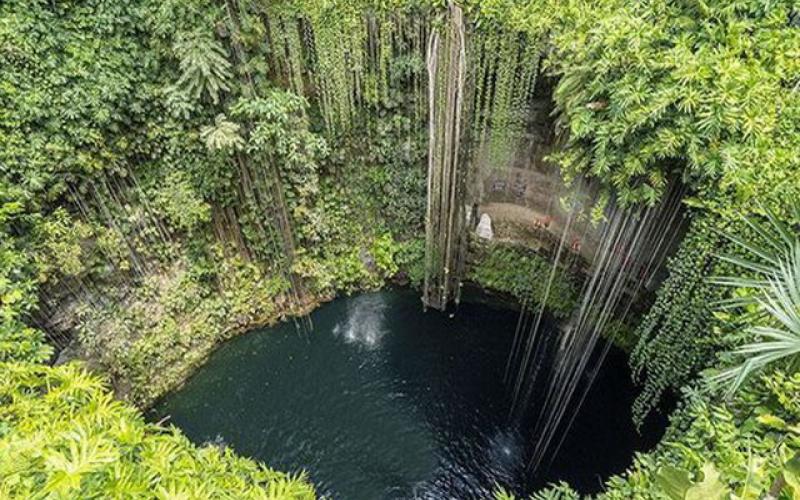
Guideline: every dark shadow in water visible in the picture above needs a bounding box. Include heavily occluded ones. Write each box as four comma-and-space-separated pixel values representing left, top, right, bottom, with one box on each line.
149, 289, 669, 499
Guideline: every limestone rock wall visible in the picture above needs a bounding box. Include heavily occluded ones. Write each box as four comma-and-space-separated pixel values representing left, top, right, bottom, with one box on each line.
472, 79, 602, 265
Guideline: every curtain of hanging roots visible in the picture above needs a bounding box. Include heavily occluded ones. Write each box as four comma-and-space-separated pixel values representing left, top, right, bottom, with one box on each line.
504, 183, 686, 471
422, 3, 468, 311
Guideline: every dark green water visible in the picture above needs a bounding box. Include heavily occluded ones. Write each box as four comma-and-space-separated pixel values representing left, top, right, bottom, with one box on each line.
150, 290, 666, 499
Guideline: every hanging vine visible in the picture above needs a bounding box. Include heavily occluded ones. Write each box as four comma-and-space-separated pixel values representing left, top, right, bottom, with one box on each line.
466, 27, 542, 172
629, 214, 729, 425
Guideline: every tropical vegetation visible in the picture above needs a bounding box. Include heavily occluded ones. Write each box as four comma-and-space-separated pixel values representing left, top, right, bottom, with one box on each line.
1, 0, 799, 498
0, 362, 315, 498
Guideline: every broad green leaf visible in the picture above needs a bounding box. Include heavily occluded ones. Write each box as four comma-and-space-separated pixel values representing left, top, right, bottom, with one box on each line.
656, 465, 693, 500
685, 463, 730, 500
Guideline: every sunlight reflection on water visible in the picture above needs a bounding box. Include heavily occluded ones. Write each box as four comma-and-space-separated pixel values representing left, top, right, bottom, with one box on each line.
333, 293, 388, 350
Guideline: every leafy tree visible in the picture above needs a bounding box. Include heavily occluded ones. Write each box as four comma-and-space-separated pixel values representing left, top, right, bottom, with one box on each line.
538, 0, 800, 211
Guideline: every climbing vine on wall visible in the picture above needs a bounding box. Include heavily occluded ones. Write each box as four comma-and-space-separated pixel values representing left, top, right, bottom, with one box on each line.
629, 214, 728, 425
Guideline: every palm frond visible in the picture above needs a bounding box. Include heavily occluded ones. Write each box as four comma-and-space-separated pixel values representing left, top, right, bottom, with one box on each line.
709, 235, 800, 396
200, 114, 245, 151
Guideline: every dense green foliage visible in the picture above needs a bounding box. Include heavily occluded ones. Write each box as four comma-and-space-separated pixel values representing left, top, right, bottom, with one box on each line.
1, 0, 425, 495
0, 187, 53, 365
0, 0, 427, 397
709, 209, 800, 396
2, 0, 800, 498
0, 361, 314, 498
630, 215, 728, 424
543, 0, 800, 209
604, 374, 800, 499
468, 240, 579, 318
75, 257, 292, 406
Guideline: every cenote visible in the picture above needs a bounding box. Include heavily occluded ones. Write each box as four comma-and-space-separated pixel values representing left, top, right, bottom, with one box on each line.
151, 290, 667, 499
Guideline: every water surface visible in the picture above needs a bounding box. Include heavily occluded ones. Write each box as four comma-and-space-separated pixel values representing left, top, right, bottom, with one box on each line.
151, 290, 666, 498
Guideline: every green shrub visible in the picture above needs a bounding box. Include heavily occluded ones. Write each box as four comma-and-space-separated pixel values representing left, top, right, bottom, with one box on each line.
0, 362, 315, 499
468, 241, 579, 319
602, 371, 800, 500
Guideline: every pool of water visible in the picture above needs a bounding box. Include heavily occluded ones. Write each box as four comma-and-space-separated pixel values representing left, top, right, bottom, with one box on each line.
150, 289, 667, 499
